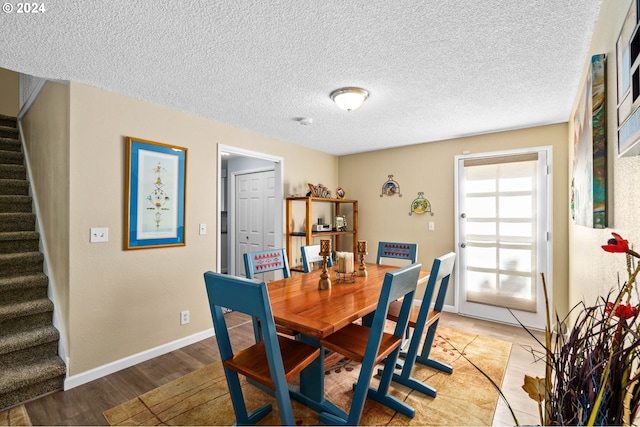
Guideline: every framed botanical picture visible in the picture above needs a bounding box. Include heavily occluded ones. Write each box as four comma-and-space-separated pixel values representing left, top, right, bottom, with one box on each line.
125, 137, 187, 249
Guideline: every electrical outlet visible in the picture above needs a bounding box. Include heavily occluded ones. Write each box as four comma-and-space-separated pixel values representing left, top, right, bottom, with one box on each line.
180, 310, 190, 325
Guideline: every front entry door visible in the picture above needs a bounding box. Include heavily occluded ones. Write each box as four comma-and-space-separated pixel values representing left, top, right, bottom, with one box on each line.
455, 148, 551, 329
235, 170, 276, 277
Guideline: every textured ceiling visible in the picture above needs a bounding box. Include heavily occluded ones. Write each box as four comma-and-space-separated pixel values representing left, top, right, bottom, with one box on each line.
1, 1, 602, 155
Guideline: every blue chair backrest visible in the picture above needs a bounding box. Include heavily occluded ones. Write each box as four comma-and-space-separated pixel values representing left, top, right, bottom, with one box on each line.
424, 252, 456, 312
370, 263, 421, 338
376, 242, 418, 264
243, 248, 291, 279
300, 244, 334, 273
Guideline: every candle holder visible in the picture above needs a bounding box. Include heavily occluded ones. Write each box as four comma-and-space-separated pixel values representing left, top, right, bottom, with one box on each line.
318, 239, 332, 290
356, 240, 368, 277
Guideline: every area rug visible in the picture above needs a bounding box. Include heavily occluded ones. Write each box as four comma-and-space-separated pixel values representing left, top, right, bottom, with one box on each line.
104, 326, 511, 426
0, 405, 32, 426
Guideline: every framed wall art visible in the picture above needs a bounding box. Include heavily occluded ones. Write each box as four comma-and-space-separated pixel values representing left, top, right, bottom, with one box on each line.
571, 54, 607, 229
616, 0, 640, 157
125, 137, 187, 249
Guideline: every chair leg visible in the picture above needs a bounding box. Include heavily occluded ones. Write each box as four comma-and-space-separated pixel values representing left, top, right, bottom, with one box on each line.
415, 320, 453, 374
383, 319, 451, 398
223, 367, 272, 425
367, 347, 415, 418
273, 382, 296, 425
320, 344, 382, 425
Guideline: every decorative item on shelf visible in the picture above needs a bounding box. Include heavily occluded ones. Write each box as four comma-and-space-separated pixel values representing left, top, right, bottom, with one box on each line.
380, 174, 402, 197
356, 240, 368, 277
335, 251, 356, 283
307, 183, 331, 198
336, 187, 346, 199
335, 215, 348, 231
318, 239, 332, 290
409, 192, 434, 216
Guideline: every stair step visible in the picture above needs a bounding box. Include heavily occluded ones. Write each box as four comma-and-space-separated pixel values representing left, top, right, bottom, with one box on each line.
0, 297, 53, 335
0, 179, 29, 196
0, 273, 49, 305
0, 115, 17, 128
0, 325, 59, 357
0, 252, 43, 278
0, 213, 35, 232
0, 149, 23, 165
0, 231, 40, 254
0, 357, 66, 410
0, 273, 48, 292
0, 195, 32, 213
0, 137, 20, 152
0, 164, 26, 180
0, 297, 52, 323
0, 126, 19, 139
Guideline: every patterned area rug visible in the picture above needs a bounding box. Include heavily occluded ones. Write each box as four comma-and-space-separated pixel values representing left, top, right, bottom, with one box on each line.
104, 326, 511, 426
0, 405, 32, 426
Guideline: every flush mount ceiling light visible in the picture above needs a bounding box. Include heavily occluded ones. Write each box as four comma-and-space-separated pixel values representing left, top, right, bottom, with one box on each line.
330, 87, 369, 112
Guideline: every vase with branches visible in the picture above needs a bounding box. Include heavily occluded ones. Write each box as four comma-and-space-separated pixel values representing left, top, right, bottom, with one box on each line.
518, 233, 640, 426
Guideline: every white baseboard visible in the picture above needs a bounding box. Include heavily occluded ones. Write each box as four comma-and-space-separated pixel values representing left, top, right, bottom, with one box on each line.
64, 328, 215, 390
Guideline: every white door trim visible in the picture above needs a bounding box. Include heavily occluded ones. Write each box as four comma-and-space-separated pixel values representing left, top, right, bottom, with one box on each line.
217, 145, 285, 275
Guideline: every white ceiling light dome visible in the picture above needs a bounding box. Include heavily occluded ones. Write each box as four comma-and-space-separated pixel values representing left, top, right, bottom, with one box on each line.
330, 87, 369, 112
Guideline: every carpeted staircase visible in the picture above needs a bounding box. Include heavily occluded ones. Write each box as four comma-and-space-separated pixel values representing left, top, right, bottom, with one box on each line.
0, 114, 66, 410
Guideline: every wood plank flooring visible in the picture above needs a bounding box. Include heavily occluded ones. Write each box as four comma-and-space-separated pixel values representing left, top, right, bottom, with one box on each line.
22, 311, 545, 426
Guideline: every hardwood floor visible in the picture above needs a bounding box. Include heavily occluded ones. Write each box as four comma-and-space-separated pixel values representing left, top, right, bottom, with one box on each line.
22, 311, 545, 426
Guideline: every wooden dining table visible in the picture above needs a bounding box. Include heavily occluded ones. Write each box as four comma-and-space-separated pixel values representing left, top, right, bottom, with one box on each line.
266, 262, 430, 418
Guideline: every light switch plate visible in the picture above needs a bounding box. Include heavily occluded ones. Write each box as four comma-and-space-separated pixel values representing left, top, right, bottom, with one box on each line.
90, 227, 109, 243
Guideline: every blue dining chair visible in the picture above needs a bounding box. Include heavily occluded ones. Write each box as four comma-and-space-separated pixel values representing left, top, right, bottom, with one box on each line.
376, 241, 418, 264
244, 248, 296, 339
385, 252, 457, 397
244, 248, 291, 279
300, 244, 334, 273
318, 263, 422, 425
203, 271, 320, 425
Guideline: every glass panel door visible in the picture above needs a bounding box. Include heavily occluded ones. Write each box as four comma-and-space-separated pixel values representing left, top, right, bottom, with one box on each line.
456, 149, 550, 329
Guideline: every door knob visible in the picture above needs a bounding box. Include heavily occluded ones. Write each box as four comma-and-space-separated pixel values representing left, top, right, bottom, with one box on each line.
461, 213, 466, 218
460, 243, 466, 248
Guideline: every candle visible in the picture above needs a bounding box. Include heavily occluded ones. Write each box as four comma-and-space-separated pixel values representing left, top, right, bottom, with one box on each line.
337, 252, 354, 273
320, 239, 331, 256
358, 240, 367, 254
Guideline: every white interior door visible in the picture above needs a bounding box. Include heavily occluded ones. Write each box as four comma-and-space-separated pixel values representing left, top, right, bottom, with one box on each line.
235, 170, 275, 277
455, 148, 551, 329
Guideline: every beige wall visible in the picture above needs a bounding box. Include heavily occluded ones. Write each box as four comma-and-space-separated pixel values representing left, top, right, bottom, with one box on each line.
568, 1, 640, 310
0, 67, 19, 116
19, 1, 635, 380
65, 82, 337, 375
20, 82, 71, 344
339, 123, 569, 312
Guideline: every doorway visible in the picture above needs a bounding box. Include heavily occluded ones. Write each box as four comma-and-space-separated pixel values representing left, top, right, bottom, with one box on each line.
454, 147, 552, 329
217, 145, 284, 276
